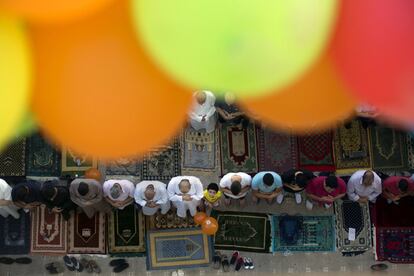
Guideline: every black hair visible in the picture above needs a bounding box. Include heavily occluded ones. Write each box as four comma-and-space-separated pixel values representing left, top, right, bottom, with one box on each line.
14, 185, 29, 202
398, 179, 409, 193
230, 181, 241, 195
263, 173, 274, 187
78, 182, 89, 196
295, 173, 308, 188
325, 176, 338, 189
41, 180, 57, 200
207, 183, 219, 192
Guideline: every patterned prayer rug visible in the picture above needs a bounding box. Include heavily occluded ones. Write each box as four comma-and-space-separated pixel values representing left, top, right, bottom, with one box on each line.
271, 215, 335, 252
105, 157, 141, 176
334, 200, 372, 255
30, 205, 67, 254
376, 227, 414, 263
0, 211, 30, 255
220, 122, 258, 175
181, 127, 219, 172
146, 210, 196, 230
142, 138, 181, 182
334, 120, 371, 172
372, 197, 414, 227
108, 204, 145, 254
407, 134, 414, 169
61, 147, 98, 176
26, 133, 61, 176
297, 132, 335, 172
68, 210, 106, 254
256, 126, 298, 172
369, 125, 408, 171
146, 228, 212, 270
211, 211, 270, 253
0, 139, 26, 177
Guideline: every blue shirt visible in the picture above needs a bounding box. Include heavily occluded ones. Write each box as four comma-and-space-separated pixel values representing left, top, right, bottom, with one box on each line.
251, 171, 282, 193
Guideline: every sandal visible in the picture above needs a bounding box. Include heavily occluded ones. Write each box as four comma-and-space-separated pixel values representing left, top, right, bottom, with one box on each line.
371, 263, 388, 271
221, 255, 230, 272
0, 257, 14, 265
235, 257, 244, 271
230, 251, 239, 265
14, 257, 32, 264
213, 251, 222, 269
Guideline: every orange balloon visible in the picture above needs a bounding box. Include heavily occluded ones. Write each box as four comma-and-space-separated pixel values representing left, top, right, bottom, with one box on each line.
194, 212, 207, 225
0, 0, 115, 24
30, 0, 192, 160
239, 56, 357, 134
84, 168, 102, 182
201, 217, 219, 236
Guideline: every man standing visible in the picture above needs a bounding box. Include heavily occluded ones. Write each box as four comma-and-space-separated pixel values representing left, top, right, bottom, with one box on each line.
69, 178, 111, 218
41, 180, 76, 220
189, 90, 217, 133
347, 170, 382, 203
305, 175, 346, 210
0, 178, 20, 219
167, 176, 203, 218
11, 179, 44, 210
103, 180, 135, 210
134, 181, 170, 216
251, 172, 282, 204
382, 176, 414, 204
220, 172, 251, 207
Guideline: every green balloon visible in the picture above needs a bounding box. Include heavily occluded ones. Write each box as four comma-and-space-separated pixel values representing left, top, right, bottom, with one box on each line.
132, 0, 338, 97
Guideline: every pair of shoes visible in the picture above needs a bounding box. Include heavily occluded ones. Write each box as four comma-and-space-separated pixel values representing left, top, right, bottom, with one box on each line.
109, 259, 129, 273
63, 255, 83, 272
213, 251, 222, 269
221, 255, 230, 272
0, 257, 32, 265
80, 258, 101, 274
243, 258, 254, 269
230, 251, 245, 271
45, 262, 64, 274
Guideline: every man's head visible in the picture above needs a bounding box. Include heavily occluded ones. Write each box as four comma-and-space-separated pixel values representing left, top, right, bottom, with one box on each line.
324, 176, 338, 193
179, 179, 191, 194
362, 170, 374, 187
398, 179, 409, 193
14, 185, 29, 202
230, 180, 242, 196
78, 182, 89, 196
144, 184, 155, 200
224, 92, 236, 105
195, 91, 207, 105
263, 173, 274, 187
207, 183, 219, 197
295, 172, 308, 188
110, 183, 123, 199
41, 180, 58, 200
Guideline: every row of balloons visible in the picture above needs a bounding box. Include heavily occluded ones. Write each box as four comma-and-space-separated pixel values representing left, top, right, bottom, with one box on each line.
1, 0, 413, 160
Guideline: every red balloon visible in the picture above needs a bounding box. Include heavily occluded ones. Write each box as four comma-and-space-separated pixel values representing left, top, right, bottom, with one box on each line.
201, 217, 218, 236
84, 168, 101, 182
194, 212, 207, 225
332, 0, 414, 127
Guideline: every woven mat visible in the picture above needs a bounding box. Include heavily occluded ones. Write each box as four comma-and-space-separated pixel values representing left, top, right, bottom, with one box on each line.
30, 205, 67, 254
26, 133, 61, 176
108, 204, 145, 254
334, 200, 372, 255
146, 209, 196, 231
0, 211, 30, 255
375, 227, 414, 263
68, 210, 106, 254
61, 147, 98, 176
297, 132, 335, 172
220, 122, 258, 175
105, 157, 141, 176
0, 139, 26, 177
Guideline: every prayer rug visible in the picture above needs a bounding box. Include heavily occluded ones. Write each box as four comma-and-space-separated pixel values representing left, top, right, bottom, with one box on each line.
61, 147, 98, 176
220, 122, 258, 175
30, 205, 67, 254
0, 211, 30, 255
333, 120, 371, 173
146, 228, 212, 270
407, 134, 414, 169
372, 197, 414, 227
0, 139, 26, 177
256, 126, 298, 172
68, 210, 106, 254
181, 127, 219, 172
369, 125, 408, 171
108, 204, 145, 254
376, 227, 414, 263
26, 133, 61, 176
297, 132, 335, 172
142, 138, 181, 182
211, 211, 270, 253
334, 200, 372, 256
146, 210, 196, 230
271, 215, 335, 252
105, 157, 141, 176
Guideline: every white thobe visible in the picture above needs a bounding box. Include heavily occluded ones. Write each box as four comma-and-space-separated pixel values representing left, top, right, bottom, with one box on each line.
103, 180, 135, 210
0, 179, 20, 219
220, 172, 252, 199
347, 170, 382, 202
134, 181, 170, 216
189, 91, 217, 133
167, 176, 204, 218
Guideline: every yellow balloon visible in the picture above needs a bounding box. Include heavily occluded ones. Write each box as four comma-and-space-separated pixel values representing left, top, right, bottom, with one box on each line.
0, 15, 31, 150
132, 0, 338, 98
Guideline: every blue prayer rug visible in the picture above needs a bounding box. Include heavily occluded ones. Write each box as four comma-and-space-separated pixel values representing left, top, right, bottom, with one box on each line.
0, 211, 30, 255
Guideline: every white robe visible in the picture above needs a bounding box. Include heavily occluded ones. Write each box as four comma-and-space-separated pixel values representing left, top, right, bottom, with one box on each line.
0, 179, 20, 219
134, 181, 170, 216
189, 91, 217, 133
167, 176, 204, 218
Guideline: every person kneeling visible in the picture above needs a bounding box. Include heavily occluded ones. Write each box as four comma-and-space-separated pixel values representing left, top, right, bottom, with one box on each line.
305, 176, 346, 210
251, 172, 282, 204
382, 176, 413, 205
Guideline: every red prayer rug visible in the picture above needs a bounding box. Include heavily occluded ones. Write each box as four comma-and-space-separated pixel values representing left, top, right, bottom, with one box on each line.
30, 205, 67, 254
297, 132, 335, 172
68, 210, 106, 254
376, 227, 414, 263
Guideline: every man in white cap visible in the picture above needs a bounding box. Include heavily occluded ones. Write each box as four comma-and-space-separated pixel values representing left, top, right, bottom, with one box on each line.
167, 176, 204, 218
103, 180, 135, 210
134, 181, 170, 216
189, 90, 217, 133
0, 178, 20, 219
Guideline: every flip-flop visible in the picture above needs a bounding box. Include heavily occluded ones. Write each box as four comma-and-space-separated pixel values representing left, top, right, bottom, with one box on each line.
0, 257, 14, 265
15, 257, 32, 264
371, 263, 388, 271
213, 251, 222, 269
109, 259, 126, 267
46, 262, 64, 274
235, 257, 244, 271
221, 256, 230, 272
89, 260, 101, 274
70, 256, 83, 272
80, 258, 92, 273
230, 251, 239, 265
113, 262, 129, 273
63, 255, 75, 271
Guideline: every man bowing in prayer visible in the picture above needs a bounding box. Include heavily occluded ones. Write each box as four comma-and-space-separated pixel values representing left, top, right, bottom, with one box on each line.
0, 178, 20, 219
167, 176, 204, 218
189, 90, 217, 133
103, 179, 135, 210
134, 181, 170, 216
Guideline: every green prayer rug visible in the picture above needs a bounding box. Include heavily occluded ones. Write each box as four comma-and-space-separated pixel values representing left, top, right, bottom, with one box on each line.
271, 215, 335, 252
0, 139, 26, 177
211, 211, 270, 253
26, 133, 61, 176
61, 147, 98, 176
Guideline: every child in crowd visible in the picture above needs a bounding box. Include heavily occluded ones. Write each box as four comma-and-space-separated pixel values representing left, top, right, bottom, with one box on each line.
201, 183, 222, 215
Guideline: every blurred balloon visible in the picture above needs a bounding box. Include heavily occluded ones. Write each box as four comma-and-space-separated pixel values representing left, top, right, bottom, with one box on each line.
84, 168, 102, 182
132, 0, 338, 98
194, 212, 207, 225
15, 112, 37, 138
240, 56, 357, 133
0, 15, 31, 150
30, 0, 192, 160
0, 0, 115, 24
332, 0, 414, 128
201, 217, 218, 236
